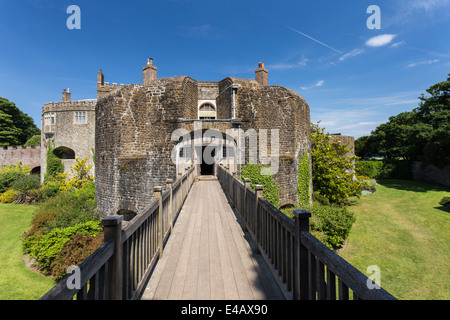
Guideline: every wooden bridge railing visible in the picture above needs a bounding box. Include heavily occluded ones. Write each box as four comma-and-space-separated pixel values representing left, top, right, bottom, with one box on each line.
40, 166, 196, 300
217, 164, 396, 300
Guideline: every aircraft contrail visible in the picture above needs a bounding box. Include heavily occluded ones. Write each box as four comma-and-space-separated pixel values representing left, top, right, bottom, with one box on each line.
250, 7, 343, 54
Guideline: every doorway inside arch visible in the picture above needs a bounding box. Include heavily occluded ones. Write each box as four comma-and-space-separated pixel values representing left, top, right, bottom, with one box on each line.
201, 146, 215, 175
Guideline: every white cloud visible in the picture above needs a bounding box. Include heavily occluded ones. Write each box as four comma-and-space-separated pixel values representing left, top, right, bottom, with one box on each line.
301, 80, 325, 90
411, 0, 450, 12
338, 49, 365, 61
366, 34, 397, 47
407, 59, 439, 68
391, 41, 406, 48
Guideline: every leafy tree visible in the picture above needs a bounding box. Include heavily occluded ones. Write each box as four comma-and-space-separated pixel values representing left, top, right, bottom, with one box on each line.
413, 74, 450, 167
0, 97, 40, 146
355, 135, 371, 159
24, 134, 41, 147
311, 122, 361, 204
368, 111, 416, 160
363, 74, 449, 167
0, 110, 21, 146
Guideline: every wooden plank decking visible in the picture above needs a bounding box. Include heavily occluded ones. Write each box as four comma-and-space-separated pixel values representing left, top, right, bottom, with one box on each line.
141, 176, 284, 300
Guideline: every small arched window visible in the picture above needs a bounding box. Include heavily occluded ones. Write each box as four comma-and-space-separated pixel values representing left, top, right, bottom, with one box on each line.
199, 103, 217, 120
199, 103, 215, 112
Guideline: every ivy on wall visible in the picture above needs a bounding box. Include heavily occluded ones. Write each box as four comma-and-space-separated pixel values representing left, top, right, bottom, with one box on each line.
240, 164, 279, 208
298, 152, 310, 206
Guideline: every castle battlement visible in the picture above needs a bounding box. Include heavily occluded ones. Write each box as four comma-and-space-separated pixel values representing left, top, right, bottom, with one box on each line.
1, 145, 41, 151
43, 100, 97, 113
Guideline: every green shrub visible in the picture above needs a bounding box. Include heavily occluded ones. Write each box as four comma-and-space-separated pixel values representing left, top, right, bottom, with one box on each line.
241, 164, 279, 208
30, 187, 98, 234
24, 135, 41, 147
0, 163, 31, 194
379, 159, 412, 179
283, 203, 356, 250
44, 143, 64, 182
24, 184, 98, 237
356, 160, 412, 179
22, 221, 103, 274
0, 188, 20, 203
308, 204, 355, 250
355, 161, 383, 179
51, 233, 104, 281
11, 174, 41, 192
439, 197, 450, 208
13, 188, 44, 205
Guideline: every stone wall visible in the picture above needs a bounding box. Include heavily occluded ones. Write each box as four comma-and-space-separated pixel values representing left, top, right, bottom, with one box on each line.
95, 78, 198, 216
412, 161, 450, 187
0, 146, 41, 170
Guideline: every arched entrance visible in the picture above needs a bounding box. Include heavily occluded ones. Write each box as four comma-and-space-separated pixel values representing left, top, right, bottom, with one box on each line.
174, 129, 238, 176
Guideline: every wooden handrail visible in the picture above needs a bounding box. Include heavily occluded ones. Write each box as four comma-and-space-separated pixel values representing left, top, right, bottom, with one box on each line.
216, 164, 396, 300
40, 166, 196, 300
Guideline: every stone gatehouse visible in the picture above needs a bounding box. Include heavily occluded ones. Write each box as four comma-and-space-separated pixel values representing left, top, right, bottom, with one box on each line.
95, 59, 312, 217
41, 58, 312, 217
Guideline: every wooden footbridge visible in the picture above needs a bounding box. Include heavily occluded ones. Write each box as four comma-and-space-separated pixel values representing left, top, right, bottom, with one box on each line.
41, 165, 395, 300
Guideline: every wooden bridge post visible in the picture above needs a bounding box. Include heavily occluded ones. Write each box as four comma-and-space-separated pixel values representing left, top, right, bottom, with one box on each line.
154, 187, 163, 259
231, 172, 237, 208
166, 179, 173, 232
293, 209, 311, 300
178, 172, 183, 208
255, 185, 264, 254
243, 178, 251, 232
102, 215, 123, 300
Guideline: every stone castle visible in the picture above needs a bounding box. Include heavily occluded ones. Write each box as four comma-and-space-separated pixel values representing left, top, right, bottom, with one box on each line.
40, 58, 312, 217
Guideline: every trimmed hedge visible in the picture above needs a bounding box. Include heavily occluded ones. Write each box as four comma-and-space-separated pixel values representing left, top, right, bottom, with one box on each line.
355, 160, 412, 179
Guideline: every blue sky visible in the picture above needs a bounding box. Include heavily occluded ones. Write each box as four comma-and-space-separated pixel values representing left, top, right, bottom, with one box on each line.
1, 0, 449, 138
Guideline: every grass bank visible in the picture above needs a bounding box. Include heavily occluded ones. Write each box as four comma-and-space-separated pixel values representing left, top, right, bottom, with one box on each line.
0, 203, 54, 300
339, 179, 450, 300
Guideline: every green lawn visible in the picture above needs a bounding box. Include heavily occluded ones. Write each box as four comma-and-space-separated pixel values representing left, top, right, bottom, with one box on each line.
0, 203, 54, 300
339, 179, 450, 300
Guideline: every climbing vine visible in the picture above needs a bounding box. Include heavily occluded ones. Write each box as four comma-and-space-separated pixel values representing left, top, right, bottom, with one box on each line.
240, 164, 279, 208
297, 152, 310, 206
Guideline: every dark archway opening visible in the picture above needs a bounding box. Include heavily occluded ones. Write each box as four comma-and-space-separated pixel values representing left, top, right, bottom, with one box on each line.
31, 166, 41, 175
201, 146, 215, 175
53, 146, 75, 159
117, 209, 138, 222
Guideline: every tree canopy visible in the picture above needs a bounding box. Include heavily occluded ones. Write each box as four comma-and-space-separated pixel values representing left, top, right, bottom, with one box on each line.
355, 74, 450, 167
311, 122, 361, 204
0, 97, 40, 147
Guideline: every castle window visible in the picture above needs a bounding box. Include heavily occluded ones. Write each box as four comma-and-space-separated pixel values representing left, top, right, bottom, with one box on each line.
45, 112, 56, 125
223, 146, 235, 158
179, 146, 191, 159
199, 104, 215, 112
75, 111, 87, 124
198, 103, 217, 120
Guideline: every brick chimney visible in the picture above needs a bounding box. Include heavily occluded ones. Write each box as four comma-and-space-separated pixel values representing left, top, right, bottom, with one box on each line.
255, 62, 268, 86
143, 58, 158, 85
62, 88, 71, 102
97, 69, 104, 86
